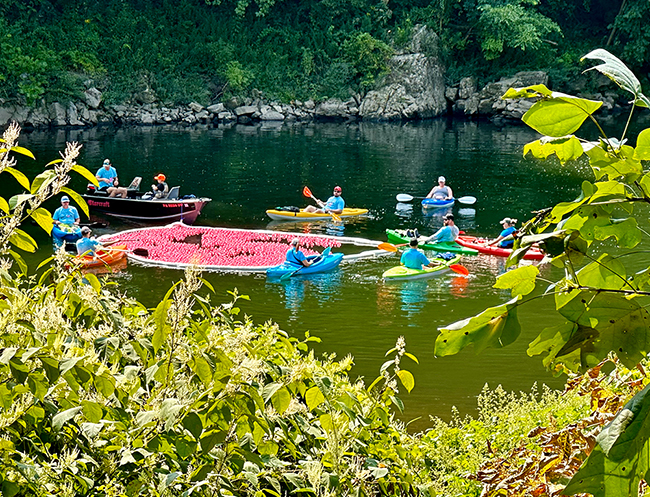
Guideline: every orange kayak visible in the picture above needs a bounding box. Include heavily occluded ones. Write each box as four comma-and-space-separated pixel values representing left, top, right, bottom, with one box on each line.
73, 244, 128, 268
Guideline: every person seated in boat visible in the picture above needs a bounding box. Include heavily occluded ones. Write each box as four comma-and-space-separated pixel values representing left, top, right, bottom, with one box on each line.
52, 196, 82, 242
151, 174, 169, 199
400, 238, 440, 270
75, 227, 119, 256
286, 238, 312, 267
425, 213, 459, 243
488, 218, 518, 248
303, 186, 345, 214
95, 158, 120, 192
426, 176, 453, 200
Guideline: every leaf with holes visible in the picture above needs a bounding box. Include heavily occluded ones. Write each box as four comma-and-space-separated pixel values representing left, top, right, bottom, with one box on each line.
493, 266, 539, 297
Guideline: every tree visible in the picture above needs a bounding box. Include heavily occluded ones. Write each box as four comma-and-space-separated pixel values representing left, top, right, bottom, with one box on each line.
435, 49, 650, 495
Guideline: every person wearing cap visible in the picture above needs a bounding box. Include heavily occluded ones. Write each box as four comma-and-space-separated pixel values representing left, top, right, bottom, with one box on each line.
303, 186, 345, 214
96, 159, 119, 192
52, 196, 82, 246
151, 174, 169, 199
75, 227, 119, 256
425, 213, 459, 243
489, 218, 518, 248
400, 238, 440, 270
426, 176, 453, 200
285, 238, 312, 267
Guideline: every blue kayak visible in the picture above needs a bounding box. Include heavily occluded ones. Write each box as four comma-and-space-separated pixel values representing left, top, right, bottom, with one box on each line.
421, 198, 455, 209
266, 252, 344, 278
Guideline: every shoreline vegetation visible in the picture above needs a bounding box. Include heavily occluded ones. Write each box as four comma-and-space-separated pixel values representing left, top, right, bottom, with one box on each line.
1, 0, 647, 129
0, 122, 643, 494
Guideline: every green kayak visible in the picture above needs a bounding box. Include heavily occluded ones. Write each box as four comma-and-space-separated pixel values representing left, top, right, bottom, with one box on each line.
386, 229, 478, 256
382, 254, 462, 280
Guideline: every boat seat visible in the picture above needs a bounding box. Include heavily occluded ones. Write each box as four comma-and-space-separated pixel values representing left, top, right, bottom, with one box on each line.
126, 176, 142, 198
166, 186, 180, 200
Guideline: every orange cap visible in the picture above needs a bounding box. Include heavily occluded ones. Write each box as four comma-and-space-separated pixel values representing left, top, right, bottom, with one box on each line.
154, 174, 166, 181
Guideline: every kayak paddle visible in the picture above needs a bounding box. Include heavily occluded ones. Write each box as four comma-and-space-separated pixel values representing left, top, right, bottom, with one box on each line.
396, 193, 477, 205
109, 247, 149, 257
302, 186, 342, 222
280, 246, 331, 280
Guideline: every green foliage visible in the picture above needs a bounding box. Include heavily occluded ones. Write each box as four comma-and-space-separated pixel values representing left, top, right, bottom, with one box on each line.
343, 33, 393, 93
438, 48, 650, 495
224, 60, 254, 94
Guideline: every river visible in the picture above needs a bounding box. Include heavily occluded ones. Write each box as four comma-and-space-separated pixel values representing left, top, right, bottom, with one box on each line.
13, 119, 591, 430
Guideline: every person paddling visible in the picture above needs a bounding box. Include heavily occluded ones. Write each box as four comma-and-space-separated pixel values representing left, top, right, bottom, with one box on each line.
488, 218, 518, 248
400, 238, 440, 270
286, 238, 312, 267
425, 213, 459, 243
304, 185, 345, 214
76, 227, 119, 256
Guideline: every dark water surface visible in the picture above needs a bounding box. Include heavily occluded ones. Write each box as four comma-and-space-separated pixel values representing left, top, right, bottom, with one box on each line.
15, 120, 593, 429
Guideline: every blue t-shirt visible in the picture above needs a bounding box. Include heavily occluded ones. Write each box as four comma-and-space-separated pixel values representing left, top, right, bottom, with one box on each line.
76, 237, 102, 255
53, 205, 80, 226
96, 166, 118, 187
498, 226, 517, 248
429, 225, 459, 243
324, 196, 345, 211
400, 248, 430, 269
286, 248, 307, 266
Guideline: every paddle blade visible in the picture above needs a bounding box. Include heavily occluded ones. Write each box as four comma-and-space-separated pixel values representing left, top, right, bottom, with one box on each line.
302, 186, 313, 198
458, 196, 477, 205
449, 263, 469, 276
330, 212, 342, 222
280, 269, 298, 281
133, 248, 149, 257
396, 194, 414, 202
321, 246, 332, 256
378, 242, 398, 252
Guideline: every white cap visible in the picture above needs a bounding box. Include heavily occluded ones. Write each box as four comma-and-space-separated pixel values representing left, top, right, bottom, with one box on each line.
438, 176, 446, 182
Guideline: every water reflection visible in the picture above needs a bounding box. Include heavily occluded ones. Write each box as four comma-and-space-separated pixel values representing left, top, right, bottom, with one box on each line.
398, 280, 428, 316
268, 270, 343, 321
395, 202, 413, 218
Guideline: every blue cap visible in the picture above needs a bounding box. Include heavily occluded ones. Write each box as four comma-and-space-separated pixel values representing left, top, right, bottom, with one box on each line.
61, 196, 70, 203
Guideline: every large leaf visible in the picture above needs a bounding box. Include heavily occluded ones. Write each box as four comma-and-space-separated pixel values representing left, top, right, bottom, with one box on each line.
30, 170, 57, 195
527, 322, 582, 370
634, 128, 650, 160
397, 370, 415, 393
61, 187, 90, 218
3, 167, 30, 190
305, 386, 325, 411
152, 300, 172, 354
9, 145, 35, 160
8, 193, 34, 210
493, 266, 539, 297
564, 384, 650, 496
593, 218, 642, 248
8, 229, 37, 253
523, 135, 584, 163
52, 406, 83, 430
501, 84, 553, 100
435, 296, 522, 356
522, 96, 602, 137
72, 164, 99, 187
28, 207, 54, 235
582, 48, 650, 108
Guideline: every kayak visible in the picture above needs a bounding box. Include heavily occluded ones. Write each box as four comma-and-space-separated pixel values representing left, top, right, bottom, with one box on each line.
421, 198, 454, 209
382, 254, 461, 281
386, 229, 478, 256
455, 235, 545, 260
266, 252, 344, 278
266, 208, 368, 221
72, 244, 128, 269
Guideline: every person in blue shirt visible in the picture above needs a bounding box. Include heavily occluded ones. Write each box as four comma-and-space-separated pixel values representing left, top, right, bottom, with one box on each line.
425, 213, 459, 243
286, 238, 312, 267
52, 195, 82, 246
304, 186, 345, 214
76, 227, 119, 255
400, 238, 439, 270
96, 158, 119, 192
489, 218, 518, 248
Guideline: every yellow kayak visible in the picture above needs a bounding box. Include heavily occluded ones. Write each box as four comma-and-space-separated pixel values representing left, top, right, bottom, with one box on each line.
266, 208, 369, 221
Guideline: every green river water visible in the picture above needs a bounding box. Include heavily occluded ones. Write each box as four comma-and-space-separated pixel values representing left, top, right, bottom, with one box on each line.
13, 120, 598, 430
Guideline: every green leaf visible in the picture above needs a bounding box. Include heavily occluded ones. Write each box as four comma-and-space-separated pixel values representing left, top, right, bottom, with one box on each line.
84, 273, 101, 293
527, 322, 582, 370
523, 96, 602, 137
582, 48, 650, 108
94, 374, 115, 397
502, 84, 553, 100
319, 413, 333, 432
564, 384, 650, 496
8, 229, 37, 253
634, 129, 650, 160
152, 300, 171, 354
191, 354, 213, 387
10, 145, 35, 159
593, 218, 642, 248
200, 429, 227, 452
0, 197, 9, 214
2, 480, 21, 497
182, 412, 203, 440
52, 406, 83, 430
29, 170, 56, 195
271, 387, 291, 414
523, 135, 584, 163
72, 164, 100, 187
493, 265, 539, 297
305, 386, 325, 411
3, 167, 30, 190
8, 193, 34, 210
397, 370, 415, 393
82, 401, 104, 423
435, 296, 522, 356
61, 187, 90, 218
28, 207, 54, 235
